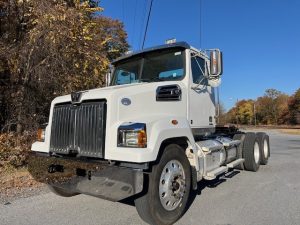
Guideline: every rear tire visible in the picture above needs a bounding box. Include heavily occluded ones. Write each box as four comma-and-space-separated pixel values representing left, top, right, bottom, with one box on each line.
48, 185, 79, 197
134, 144, 191, 225
243, 132, 260, 172
256, 132, 270, 165
233, 133, 246, 170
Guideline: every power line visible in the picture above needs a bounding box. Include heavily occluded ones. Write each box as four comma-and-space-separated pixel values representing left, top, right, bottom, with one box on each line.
199, 0, 202, 48
138, 0, 147, 49
141, 0, 154, 49
122, 0, 125, 22
131, 0, 138, 50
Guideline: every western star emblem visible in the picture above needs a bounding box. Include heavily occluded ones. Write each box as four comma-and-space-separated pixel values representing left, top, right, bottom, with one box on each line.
71, 92, 82, 104
121, 98, 131, 106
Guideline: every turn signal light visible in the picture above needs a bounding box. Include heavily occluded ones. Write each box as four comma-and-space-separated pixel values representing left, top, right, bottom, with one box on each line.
37, 128, 45, 142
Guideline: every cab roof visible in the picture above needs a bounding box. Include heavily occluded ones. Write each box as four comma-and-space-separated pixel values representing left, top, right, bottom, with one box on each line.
112, 41, 191, 65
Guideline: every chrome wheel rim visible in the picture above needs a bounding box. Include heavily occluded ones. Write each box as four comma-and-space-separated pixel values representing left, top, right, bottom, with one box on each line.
264, 139, 269, 158
159, 160, 186, 211
254, 142, 260, 164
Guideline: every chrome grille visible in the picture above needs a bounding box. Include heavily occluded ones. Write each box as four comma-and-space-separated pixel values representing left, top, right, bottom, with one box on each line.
50, 101, 106, 158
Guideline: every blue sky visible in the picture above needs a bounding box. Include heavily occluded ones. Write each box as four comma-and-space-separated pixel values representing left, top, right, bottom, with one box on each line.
100, 0, 300, 110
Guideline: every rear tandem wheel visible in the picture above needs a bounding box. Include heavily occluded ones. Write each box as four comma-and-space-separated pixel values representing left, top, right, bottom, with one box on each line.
242, 132, 261, 172
256, 132, 270, 165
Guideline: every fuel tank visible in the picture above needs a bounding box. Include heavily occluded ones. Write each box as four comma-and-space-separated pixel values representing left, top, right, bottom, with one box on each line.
196, 137, 240, 172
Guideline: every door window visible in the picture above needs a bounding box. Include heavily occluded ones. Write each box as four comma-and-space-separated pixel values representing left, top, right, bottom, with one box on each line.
191, 56, 206, 84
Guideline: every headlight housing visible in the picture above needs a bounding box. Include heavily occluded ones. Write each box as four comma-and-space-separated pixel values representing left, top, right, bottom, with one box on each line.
118, 123, 147, 148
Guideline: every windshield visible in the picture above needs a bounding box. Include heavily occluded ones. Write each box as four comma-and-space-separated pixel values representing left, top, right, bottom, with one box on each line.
111, 48, 185, 85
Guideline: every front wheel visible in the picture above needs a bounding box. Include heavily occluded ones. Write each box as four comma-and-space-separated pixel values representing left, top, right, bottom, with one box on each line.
134, 144, 191, 225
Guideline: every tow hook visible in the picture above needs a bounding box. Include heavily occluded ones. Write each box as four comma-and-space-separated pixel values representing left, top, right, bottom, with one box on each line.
48, 164, 64, 173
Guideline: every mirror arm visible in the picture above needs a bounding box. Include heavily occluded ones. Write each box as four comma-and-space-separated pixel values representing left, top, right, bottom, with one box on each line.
191, 76, 207, 90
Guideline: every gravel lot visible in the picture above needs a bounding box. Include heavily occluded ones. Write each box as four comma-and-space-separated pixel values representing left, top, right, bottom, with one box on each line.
0, 130, 299, 225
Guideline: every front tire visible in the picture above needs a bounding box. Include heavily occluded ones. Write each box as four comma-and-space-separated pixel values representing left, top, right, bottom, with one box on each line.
134, 144, 191, 225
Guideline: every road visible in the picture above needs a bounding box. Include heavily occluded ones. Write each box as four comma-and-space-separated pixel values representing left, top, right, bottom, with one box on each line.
1, 130, 300, 225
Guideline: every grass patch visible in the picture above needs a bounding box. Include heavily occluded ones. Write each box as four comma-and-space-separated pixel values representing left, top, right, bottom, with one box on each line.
278, 129, 300, 135
0, 166, 42, 196
0, 132, 43, 196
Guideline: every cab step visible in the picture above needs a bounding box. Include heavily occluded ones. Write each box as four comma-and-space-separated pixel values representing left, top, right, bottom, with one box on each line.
227, 158, 245, 168
204, 166, 228, 180
204, 159, 245, 180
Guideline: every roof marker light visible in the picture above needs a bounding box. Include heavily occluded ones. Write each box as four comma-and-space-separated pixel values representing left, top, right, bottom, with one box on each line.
165, 38, 176, 44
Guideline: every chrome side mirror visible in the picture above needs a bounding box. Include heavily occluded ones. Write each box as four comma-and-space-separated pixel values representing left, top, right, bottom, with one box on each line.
106, 65, 113, 86
105, 72, 111, 86
209, 49, 223, 77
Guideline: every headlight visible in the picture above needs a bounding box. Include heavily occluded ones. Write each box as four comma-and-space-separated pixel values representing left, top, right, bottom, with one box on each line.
37, 123, 47, 142
118, 123, 147, 148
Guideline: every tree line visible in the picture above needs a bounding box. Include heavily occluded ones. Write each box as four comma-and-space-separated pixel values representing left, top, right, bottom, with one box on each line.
220, 88, 300, 126
0, 0, 129, 134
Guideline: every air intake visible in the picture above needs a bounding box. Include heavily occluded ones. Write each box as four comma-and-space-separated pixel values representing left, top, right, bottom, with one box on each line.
156, 85, 182, 101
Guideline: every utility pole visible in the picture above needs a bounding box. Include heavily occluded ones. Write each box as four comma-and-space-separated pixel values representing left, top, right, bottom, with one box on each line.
254, 102, 257, 127
236, 98, 239, 127
216, 87, 220, 124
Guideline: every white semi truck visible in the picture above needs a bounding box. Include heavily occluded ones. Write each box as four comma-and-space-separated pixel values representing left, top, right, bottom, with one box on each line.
29, 41, 270, 225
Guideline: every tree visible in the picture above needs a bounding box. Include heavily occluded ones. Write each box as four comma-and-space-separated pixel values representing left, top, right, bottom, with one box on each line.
225, 88, 298, 126
226, 107, 237, 125
236, 100, 254, 125
255, 89, 288, 125
225, 100, 254, 125
0, 0, 129, 132
288, 88, 300, 124
276, 93, 289, 124
217, 102, 227, 125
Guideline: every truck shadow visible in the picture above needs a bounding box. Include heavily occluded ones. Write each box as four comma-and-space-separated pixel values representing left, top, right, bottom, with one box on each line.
186, 170, 241, 211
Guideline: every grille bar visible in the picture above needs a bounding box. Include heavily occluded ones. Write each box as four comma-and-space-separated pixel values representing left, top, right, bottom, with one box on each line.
50, 101, 106, 158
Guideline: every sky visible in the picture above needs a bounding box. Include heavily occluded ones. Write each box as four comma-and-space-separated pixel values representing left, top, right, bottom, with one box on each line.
100, 0, 300, 110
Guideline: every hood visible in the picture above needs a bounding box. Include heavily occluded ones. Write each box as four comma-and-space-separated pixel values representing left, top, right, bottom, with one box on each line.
51, 81, 185, 105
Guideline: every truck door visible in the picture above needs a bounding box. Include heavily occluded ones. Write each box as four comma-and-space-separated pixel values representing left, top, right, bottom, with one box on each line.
188, 54, 216, 134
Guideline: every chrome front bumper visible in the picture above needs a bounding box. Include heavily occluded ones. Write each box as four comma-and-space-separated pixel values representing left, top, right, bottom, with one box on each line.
28, 152, 143, 201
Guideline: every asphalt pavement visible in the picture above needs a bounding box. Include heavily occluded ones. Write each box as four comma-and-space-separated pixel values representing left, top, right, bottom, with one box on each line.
0, 130, 299, 225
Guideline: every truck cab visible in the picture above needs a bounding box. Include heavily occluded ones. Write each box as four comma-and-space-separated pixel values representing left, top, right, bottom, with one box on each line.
29, 41, 270, 225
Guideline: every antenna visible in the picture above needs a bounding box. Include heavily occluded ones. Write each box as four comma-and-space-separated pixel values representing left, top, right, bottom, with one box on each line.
141, 0, 154, 49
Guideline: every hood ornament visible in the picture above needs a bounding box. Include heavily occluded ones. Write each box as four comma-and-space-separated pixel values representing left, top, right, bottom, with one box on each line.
71, 92, 82, 104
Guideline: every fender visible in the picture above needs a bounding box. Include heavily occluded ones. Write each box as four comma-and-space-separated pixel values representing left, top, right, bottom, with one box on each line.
106, 116, 200, 165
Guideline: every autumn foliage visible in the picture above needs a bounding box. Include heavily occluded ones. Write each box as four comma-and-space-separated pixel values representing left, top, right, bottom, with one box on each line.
0, 0, 128, 132
224, 88, 300, 125
0, 0, 128, 169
